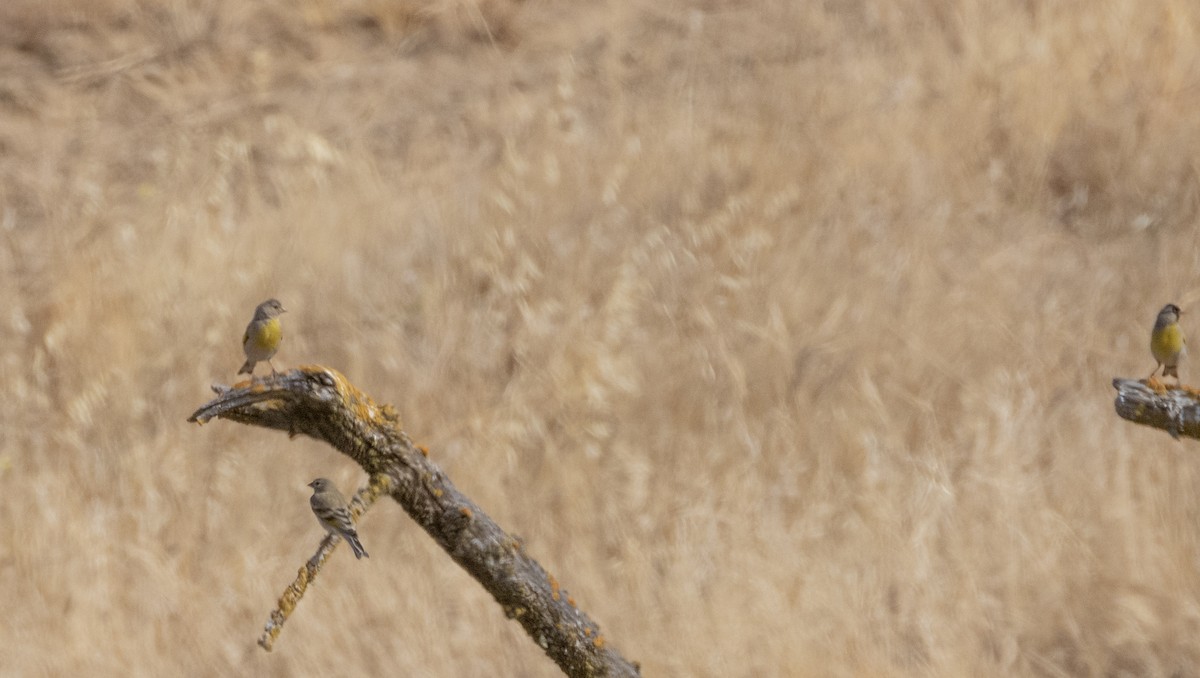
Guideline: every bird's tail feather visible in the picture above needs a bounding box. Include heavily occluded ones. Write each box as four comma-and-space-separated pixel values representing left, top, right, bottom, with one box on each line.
238, 360, 254, 375
348, 534, 369, 559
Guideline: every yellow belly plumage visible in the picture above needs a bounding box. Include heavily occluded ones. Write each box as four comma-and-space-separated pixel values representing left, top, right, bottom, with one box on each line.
1152, 323, 1184, 365
248, 317, 283, 355
240, 317, 282, 374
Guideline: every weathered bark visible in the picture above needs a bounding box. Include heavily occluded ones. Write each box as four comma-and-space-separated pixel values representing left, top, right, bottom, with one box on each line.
1112, 378, 1200, 440
189, 366, 640, 677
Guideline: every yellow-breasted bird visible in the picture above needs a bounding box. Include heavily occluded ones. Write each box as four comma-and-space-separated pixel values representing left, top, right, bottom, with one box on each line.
308, 478, 369, 559
1150, 303, 1186, 381
239, 298, 286, 376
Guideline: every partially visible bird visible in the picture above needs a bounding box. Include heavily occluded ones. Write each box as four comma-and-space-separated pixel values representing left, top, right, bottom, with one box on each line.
1150, 303, 1186, 381
308, 478, 369, 559
239, 298, 286, 376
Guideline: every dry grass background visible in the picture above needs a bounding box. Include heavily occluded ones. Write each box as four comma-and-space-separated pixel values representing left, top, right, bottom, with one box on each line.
4, 0, 1200, 675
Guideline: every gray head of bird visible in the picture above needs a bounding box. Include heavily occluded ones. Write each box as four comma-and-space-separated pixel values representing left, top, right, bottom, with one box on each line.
1159, 303, 1183, 323
256, 298, 287, 319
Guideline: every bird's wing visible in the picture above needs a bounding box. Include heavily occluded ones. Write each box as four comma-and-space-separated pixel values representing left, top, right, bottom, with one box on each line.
327, 506, 356, 531
313, 499, 356, 531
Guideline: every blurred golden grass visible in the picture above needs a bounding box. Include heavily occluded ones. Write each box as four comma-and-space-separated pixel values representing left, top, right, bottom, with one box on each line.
5, 0, 1200, 675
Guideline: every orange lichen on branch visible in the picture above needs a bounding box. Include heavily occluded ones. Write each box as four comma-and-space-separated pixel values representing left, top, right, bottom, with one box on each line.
295, 364, 400, 428
1115, 377, 1200, 440
350, 473, 393, 520
259, 551, 324, 651
549, 574, 560, 601
1142, 376, 1200, 398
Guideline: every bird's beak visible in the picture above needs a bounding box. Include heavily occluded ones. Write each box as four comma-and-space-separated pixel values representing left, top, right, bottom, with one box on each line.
307, 480, 316, 488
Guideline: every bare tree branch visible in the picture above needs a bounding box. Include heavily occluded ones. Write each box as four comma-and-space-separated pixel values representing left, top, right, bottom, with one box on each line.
1112, 378, 1200, 440
189, 366, 640, 677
